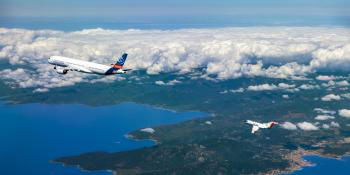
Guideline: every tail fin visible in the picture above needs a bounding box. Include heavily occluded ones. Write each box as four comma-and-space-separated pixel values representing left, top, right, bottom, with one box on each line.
268, 122, 278, 129
115, 53, 128, 66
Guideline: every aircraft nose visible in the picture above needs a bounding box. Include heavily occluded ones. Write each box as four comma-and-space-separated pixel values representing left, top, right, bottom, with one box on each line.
48, 57, 53, 63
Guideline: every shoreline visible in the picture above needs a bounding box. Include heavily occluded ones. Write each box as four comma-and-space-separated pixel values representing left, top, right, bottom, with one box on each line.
125, 133, 160, 145
53, 147, 350, 175
264, 148, 350, 175
48, 103, 205, 175
43, 102, 349, 175
50, 160, 116, 175
54, 130, 350, 175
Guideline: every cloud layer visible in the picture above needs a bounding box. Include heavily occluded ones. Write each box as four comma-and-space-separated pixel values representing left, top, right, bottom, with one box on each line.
339, 109, 350, 118
281, 122, 297, 130
297, 122, 319, 131
321, 94, 341, 101
1, 27, 350, 91
315, 115, 335, 120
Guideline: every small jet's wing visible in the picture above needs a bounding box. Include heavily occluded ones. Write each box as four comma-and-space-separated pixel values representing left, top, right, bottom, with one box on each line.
246, 120, 257, 125
251, 125, 260, 134
67, 64, 92, 73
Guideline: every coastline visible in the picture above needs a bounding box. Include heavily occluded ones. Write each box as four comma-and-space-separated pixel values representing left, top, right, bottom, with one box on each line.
125, 133, 160, 145
52, 132, 350, 175
46, 102, 206, 175
263, 137, 350, 175
50, 160, 116, 175
44, 102, 350, 175
264, 148, 350, 175
54, 127, 350, 175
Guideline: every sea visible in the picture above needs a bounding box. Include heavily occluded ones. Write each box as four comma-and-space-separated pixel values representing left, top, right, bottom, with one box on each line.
288, 155, 350, 175
0, 102, 205, 175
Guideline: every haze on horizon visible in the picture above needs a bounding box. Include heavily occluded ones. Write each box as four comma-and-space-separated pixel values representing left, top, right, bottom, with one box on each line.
0, 0, 350, 27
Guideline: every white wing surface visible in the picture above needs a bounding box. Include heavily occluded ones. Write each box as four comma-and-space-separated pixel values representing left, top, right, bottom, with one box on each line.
67, 64, 92, 73
251, 125, 260, 134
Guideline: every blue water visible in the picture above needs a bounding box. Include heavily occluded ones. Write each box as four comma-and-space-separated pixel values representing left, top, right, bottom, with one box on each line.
288, 156, 350, 175
0, 102, 205, 175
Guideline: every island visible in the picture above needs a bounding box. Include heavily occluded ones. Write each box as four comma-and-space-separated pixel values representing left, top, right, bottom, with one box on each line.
1, 70, 350, 175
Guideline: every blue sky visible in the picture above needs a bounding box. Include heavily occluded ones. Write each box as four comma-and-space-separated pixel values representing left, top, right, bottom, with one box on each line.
1, 0, 349, 17
0, 0, 349, 28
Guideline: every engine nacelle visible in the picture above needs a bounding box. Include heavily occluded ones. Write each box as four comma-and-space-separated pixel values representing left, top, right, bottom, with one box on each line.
115, 69, 127, 74
55, 67, 68, 74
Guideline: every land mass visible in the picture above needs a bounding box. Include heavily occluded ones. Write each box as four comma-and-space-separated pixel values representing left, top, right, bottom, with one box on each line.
1, 69, 350, 174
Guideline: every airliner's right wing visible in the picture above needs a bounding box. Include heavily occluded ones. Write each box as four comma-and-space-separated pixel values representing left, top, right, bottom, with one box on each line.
251, 126, 259, 134
67, 64, 92, 73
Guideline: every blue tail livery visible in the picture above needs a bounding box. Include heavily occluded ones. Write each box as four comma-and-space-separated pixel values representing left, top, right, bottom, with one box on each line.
105, 53, 131, 75
115, 53, 128, 66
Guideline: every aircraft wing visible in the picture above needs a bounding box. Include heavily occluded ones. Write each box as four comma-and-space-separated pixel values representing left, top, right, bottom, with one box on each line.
246, 120, 259, 126
251, 126, 260, 134
67, 64, 92, 73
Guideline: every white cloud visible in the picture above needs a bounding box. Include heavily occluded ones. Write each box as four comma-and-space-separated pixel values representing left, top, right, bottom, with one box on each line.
155, 79, 181, 86
314, 108, 336, 115
0, 67, 87, 92
247, 84, 278, 91
341, 93, 350, 99
33, 88, 49, 93
231, 88, 244, 93
246, 83, 296, 91
290, 76, 309, 81
316, 75, 344, 81
155, 80, 166, 85
339, 109, 350, 118
316, 76, 332, 81
321, 94, 341, 101
336, 80, 349, 86
330, 121, 340, 128
282, 94, 289, 99
205, 121, 212, 125
299, 84, 319, 90
140, 128, 155, 134
219, 90, 228, 94
322, 80, 350, 88
322, 124, 330, 129
281, 122, 297, 130
297, 122, 319, 131
220, 88, 244, 94
1, 27, 350, 90
321, 80, 336, 88
315, 115, 335, 120
278, 83, 296, 89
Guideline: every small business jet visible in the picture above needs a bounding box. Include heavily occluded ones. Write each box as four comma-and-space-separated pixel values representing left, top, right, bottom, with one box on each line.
48, 53, 131, 75
246, 120, 279, 134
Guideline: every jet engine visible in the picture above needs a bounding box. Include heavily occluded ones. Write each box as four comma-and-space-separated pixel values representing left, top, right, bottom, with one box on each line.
54, 67, 68, 74
116, 69, 127, 74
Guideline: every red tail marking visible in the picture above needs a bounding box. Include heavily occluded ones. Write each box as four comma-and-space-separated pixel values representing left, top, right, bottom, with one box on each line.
269, 123, 277, 128
113, 65, 123, 69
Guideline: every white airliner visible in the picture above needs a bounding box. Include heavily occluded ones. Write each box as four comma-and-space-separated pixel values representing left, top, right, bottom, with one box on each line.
246, 120, 279, 134
48, 53, 131, 75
